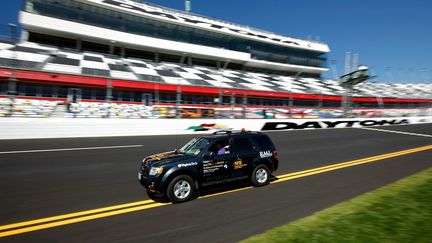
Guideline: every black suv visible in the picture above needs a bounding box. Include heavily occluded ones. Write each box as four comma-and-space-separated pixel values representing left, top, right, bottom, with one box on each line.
138, 130, 279, 203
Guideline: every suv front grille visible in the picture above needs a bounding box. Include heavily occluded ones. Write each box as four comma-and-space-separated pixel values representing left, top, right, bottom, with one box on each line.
141, 164, 150, 175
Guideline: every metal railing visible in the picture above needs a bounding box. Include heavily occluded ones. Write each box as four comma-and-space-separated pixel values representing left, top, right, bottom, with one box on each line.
125, 0, 326, 45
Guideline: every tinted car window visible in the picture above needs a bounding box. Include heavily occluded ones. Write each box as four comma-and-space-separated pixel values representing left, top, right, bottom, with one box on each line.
208, 139, 231, 156
252, 135, 274, 150
234, 138, 253, 153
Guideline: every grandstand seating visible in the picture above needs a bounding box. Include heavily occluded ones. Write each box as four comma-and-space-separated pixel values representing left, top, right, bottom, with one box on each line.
0, 97, 430, 119
0, 97, 159, 118
0, 41, 431, 100
66, 102, 158, 119
0, 97, 59, 117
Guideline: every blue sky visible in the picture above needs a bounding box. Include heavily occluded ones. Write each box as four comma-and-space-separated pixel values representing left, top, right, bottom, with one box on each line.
1, 0, 431, 83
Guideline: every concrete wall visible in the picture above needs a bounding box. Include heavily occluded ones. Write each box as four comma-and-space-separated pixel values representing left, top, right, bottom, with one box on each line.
0, 117, 431, 140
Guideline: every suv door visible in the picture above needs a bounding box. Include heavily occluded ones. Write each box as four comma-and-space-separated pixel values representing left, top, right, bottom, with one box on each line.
232, 137, 259, 177
202, 138, 235, 184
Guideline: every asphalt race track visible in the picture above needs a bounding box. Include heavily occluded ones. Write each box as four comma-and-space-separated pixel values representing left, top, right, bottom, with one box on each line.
0, 124, 431, 242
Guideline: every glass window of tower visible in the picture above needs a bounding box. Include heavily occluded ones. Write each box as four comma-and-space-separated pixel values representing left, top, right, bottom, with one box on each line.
25, 0, 327, 68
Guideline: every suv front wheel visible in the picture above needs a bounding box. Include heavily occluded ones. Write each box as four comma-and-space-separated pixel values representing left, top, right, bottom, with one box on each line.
167, 175, 196, 203
251, 164, 270, 187
147, 190, 169, 203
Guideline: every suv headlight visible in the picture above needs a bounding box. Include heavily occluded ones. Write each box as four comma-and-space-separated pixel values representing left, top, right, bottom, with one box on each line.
149, 167, 164, 176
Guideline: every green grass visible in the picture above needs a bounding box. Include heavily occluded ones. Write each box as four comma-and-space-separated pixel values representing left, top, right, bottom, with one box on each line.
243, 167, 432, 243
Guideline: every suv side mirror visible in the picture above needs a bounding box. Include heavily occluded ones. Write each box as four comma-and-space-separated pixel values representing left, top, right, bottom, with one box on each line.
203, 151, 213, 160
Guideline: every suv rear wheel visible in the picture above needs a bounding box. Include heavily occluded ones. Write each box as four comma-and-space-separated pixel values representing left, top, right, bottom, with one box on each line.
251, 164, 270, 187
167, 175, 196, 203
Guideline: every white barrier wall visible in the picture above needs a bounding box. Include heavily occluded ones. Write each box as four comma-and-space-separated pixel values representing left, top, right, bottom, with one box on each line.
0, 117, 431, 140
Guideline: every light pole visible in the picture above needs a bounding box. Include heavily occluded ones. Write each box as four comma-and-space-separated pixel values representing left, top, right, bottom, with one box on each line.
176, 78, 182, 119
217, 60, 231, 118
341, 86, 352, 116
7, 23, 18, 97
242, 93, 247, 119
154, 80, 159, 106
106, 40, 116, 103
291, 72, 303, 118
218, 78, 224, 118
318, 80, 323, 109
106, 78, 113, 103
287, 85, 293, 118
340, 65, 371, 117
230, 93, 235, 119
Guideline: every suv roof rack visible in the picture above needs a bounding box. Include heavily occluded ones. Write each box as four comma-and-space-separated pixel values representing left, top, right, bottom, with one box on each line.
213, 129, 234, 135
212, 129, 248, 135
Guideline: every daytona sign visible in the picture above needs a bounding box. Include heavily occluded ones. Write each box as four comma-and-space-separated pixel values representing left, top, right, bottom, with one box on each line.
261, 119, 409, 131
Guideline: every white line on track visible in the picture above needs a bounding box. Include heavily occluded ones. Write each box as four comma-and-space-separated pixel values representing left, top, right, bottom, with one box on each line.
357, 127, 432, 138
0, 145, 143, 154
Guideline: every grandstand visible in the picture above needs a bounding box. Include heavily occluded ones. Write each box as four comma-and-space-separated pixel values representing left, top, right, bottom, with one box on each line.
0, 0, 430, 118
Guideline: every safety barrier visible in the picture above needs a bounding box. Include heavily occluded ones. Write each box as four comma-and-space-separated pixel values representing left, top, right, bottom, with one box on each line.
0, 116, 430, 140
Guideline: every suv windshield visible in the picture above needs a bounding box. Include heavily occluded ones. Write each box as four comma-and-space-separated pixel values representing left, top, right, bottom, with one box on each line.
179, 137, 210, 156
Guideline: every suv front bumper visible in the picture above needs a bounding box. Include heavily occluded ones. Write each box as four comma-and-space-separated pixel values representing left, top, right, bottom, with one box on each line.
138, 170, 163, 193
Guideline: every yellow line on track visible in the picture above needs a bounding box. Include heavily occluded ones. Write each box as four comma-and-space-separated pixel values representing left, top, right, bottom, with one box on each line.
276, 145, 432, 182
0, 200, 154, 232
0, 144, 431, 238
0, 203, 166, 238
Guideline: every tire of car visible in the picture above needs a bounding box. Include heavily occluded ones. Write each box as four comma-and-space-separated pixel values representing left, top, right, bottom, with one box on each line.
146, 190, 169, 203
166, 175, 196, 203
251, 164, 270, 187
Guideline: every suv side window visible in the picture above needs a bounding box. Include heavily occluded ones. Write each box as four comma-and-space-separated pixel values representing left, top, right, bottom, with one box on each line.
208, 139, 231, 156
233, 138, 254, 153
251, 135, 274, 150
